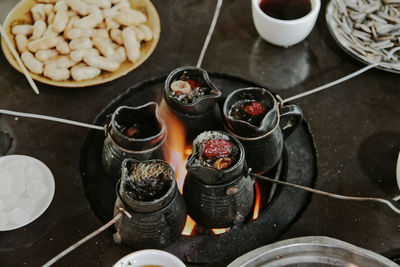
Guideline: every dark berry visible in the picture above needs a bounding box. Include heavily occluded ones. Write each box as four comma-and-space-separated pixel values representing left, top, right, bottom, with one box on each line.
243, 101, 265, 116
203, 139, 232, 158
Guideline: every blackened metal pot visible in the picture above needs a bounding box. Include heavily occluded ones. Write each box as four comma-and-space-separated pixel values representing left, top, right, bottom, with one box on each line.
223, 88, 303, 174
114, 159, 187, 249
160, 66, 223, 142
183, 171, 254, 228
102, 102, 167, 180
183, 131, 254, 228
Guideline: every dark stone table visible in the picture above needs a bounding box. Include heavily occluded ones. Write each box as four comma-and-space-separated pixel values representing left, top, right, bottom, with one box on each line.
1, 0, 399, 266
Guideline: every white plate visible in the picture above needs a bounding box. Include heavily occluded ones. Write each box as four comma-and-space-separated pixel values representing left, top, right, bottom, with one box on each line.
0, 155, 55, 231
326, 1, 400, 74
113, 249, 185, 267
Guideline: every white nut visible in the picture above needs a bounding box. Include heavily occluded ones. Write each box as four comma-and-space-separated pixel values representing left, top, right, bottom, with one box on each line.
28, 35, 58, 52
15, 35, 29, 53
44, 4, 53, 16
47, 11, 55, 25
45, 55, 77, 69
56, 38, 70, 54
54, 0, 68, 12
83, 54, 120, 72
113, 9, 147, 26
92, 36, 114, 57
12, 25, 33, 36
31, 20, 47, 39
53, 10, 69, 33
64, 28, 94, 39
35, 49, 58, 61
139, 24, 153, 41
74, 11, 103, 29
170, 80, 191, 94
110, 28, 123, 45
122, 27, 140, 63
70, 48, 99, 62
43, 65, 70, 80
71, 64, 101, 81
69, 38, 93, 50
65, 0, 89, 16
94, 29, 109, 40
107, 46, 126, 63
133, 26, 145, 41
105, 17, 119, 30
31, 4, 46, 21
82, 0, 111, 8
21, 51, 43, 74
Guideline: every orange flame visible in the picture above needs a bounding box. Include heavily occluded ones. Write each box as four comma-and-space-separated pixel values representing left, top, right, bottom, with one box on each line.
182, 216, 196, 236
160, 100, 196, 234
252, 180, 261, 220
211, 228, 229, 235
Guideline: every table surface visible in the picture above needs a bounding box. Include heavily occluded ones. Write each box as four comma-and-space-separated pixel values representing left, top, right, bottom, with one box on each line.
1, 0, 400, 266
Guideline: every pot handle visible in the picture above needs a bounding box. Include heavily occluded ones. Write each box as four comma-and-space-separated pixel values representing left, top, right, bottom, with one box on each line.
279, 104, 303, 139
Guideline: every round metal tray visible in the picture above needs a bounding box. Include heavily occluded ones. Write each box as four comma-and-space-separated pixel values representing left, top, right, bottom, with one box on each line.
228, 236, 397, 267
326, 1, 400, 74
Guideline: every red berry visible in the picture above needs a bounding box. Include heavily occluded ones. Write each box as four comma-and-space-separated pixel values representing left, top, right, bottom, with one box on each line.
186, 79, 201, 89
243, 101, 265, 116
203, 139, 232, 158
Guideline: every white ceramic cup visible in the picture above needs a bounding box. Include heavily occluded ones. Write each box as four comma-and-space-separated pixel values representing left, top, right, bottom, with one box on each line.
113, 249, 186, 267
251, 0, 321, 47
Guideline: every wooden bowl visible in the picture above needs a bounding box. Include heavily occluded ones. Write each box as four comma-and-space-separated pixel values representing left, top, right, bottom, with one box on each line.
1, 0, 160, 87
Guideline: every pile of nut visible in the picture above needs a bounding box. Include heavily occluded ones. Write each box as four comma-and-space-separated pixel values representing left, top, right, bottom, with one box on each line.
11, 0, 153, 81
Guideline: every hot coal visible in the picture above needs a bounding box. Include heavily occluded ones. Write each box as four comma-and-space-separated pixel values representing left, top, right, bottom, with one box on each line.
193, 131, 240, 170
122, 162, 172, 201
230, 100, 268, 126
169, 71, 218, 104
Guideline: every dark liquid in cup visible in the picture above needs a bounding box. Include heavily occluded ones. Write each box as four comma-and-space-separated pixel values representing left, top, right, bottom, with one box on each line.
259, 0, 312, 20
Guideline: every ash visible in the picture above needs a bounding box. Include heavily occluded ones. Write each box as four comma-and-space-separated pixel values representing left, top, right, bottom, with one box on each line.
122, 162, 172, 202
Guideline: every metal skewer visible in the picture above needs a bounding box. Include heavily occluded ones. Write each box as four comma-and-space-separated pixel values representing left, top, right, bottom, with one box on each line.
279, 47, 400, 105
251, 172, 400, 215
0, 109, 104, 131
42, 208, 131, 267
196, 0, 224, 68
0, 23, 40, 95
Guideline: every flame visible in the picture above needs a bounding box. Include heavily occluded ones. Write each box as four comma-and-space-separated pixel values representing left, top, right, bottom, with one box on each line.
160, 100, 197, 234
182, 216, 196, 236
252, 180, 261, 220
211, 228, 229, 235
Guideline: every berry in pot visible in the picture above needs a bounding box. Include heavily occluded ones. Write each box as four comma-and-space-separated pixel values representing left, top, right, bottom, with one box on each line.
230, 100, 268, 126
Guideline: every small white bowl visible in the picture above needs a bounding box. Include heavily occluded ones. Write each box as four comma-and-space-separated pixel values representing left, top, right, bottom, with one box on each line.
251, 0, 321, 47
113, 249, 186, 267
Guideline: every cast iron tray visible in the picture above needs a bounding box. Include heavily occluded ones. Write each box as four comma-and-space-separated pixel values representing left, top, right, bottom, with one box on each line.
80, 73, 317, 264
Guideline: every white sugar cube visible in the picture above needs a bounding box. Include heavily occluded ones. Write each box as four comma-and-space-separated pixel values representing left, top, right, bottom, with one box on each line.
26, 180, 47, 200
25, 164, 43, 183
0, 168, 12, 195
16, 199, 36, 216
9, 208, 29, 225
3, 159, 26, 179
0, 212, 8, 228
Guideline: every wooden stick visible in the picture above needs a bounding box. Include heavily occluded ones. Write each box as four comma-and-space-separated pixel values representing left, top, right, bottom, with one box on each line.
0, 23, 40, 95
